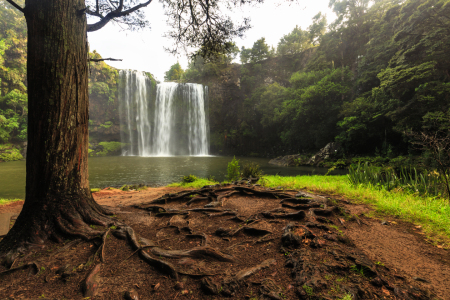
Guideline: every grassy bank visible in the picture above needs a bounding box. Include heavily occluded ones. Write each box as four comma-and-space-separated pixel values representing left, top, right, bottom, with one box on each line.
0, 198, 22, 205
175, 175, 450, 247
168, 177, 218, 189
265, 175, 450, 247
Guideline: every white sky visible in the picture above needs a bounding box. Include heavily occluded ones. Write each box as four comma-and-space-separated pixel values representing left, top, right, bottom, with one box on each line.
87, 1, 337, 82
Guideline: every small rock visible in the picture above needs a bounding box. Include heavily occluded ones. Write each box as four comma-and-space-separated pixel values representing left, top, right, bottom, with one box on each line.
174, 282, 184, 290
381, 220, 388, 225
124, 289, 139, 300
81, 264, 101, 298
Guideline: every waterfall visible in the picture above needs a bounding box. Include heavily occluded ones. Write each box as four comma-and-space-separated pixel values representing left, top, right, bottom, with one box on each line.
118, 70, 209, 156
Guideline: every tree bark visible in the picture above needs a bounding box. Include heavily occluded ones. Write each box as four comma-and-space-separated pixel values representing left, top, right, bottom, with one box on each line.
0, 0, 112, 266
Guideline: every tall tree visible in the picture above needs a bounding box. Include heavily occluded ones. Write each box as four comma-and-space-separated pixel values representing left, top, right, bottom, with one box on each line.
164, 62, 184, 81
277, 25, 311, 56
0, 0, 252, 266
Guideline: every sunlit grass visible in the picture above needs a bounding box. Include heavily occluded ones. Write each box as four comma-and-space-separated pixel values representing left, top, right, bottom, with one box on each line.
0, 198, 22, 205
261, 175, 450, 246
167, 177, 218, 189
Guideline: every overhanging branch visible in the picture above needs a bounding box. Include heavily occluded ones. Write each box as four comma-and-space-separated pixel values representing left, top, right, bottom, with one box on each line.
89, 58, 123, 62
5, 0, 24, 13
87, 0, 153, 32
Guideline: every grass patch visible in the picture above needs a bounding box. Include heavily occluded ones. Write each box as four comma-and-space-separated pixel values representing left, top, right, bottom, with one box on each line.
90, 188, 101, 193
168, 177, 218, 189
261, 175, 450, 246
0, 198, 22, 205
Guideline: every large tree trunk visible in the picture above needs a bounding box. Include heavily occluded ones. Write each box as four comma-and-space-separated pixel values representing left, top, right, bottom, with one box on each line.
0, 0, 112, 266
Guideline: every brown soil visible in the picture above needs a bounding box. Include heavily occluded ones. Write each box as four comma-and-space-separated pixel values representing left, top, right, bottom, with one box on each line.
0, 185, 448, 300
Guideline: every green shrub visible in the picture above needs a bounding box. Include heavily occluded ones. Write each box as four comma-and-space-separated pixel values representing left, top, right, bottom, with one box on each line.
99, 121, 113, 129
0, 148, 23, 162
241, 162, 263, 178
227, 156, 241, 181
182, 174, 198, 183
207, 175, 217, 182
96, 141, 124, 156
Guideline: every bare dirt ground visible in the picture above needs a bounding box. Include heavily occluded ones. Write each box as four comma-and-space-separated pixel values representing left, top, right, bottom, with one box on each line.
0, 185, 448, 300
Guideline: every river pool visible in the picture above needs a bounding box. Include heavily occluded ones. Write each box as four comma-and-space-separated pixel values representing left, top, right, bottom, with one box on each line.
0, 156, 345, 199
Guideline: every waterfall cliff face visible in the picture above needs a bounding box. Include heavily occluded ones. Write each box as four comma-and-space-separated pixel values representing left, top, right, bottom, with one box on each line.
118, 70, 209, 156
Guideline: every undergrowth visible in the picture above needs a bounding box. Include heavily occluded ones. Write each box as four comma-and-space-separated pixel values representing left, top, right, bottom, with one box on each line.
348, 162, 447, 198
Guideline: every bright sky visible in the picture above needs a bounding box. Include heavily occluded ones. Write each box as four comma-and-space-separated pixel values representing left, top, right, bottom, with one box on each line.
87, 1, 336, 82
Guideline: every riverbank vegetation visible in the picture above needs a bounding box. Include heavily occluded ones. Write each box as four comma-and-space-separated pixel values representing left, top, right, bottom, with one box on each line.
0, 198, 20, 205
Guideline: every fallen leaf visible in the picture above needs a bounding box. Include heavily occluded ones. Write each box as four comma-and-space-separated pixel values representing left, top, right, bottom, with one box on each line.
154, 283, 160, 290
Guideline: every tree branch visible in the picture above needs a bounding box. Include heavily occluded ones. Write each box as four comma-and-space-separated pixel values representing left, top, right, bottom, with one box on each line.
5, 0, 24, 13
87, 0, 153, 32
89, 58, 123, 62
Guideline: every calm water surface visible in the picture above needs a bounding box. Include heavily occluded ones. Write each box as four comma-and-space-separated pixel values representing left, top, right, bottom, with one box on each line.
0, 156, 345, 199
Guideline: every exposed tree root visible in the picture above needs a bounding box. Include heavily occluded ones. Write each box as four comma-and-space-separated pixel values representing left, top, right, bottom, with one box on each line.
96, 229, 110, 263
150, 246, 234, 262
280, 198, 313, 205
186, 196, 210, 206
202, 258, 277, 296
281, 203, 322, 210
137, 205, 167, 213
311, 207, 339, 216
262, 210, 307, 220
135, 185, 299, 214
0, 261, 38, 277
207, 211, 238, 218
49, 239, 82, 258
0, 194, 116, 268
155, 210, 190, 217
122, 225, 179, 279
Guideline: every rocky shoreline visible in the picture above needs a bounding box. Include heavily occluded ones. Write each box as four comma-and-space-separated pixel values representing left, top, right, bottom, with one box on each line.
269, 142, 341, 167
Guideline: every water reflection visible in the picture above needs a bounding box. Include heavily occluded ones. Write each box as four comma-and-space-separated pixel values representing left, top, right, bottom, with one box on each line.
0, 156, 346, 199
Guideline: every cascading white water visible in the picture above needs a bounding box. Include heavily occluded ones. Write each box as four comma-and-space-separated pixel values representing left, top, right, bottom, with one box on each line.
119, 70, 209, 156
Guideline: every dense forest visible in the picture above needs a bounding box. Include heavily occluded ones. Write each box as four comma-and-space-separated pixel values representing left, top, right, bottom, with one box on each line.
178, 0, 450, 162
1, 0, 449, 165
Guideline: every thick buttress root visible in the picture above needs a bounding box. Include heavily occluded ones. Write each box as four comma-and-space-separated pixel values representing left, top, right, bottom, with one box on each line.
0, 194, 117, 268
